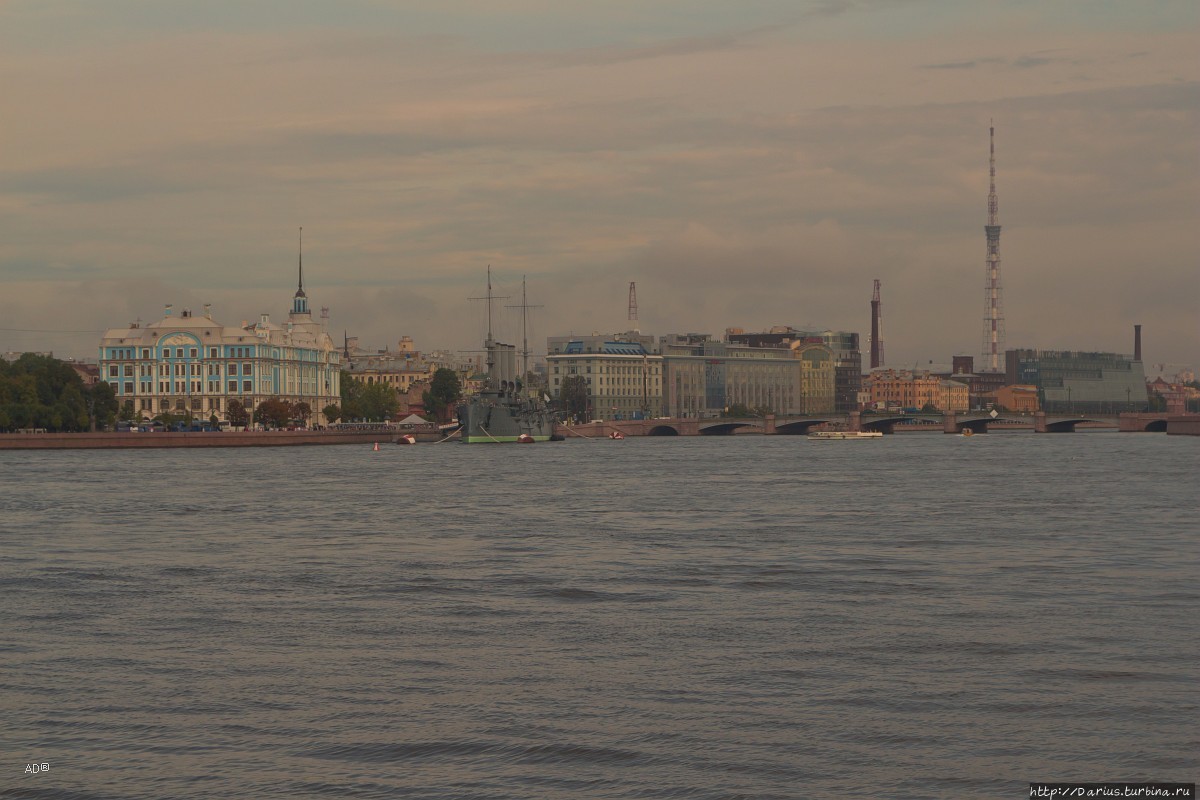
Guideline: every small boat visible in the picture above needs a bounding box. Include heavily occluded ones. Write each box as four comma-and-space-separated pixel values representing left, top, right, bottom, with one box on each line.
396, 434, 417, 445
517, 433, 535, 443
608, 431, 625, 440
961, 429, 975, 437
808, 431, 883, 440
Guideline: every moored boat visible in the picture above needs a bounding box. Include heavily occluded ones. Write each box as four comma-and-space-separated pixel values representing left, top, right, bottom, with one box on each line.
456, 270, 556, 444
808, 431, 883, 440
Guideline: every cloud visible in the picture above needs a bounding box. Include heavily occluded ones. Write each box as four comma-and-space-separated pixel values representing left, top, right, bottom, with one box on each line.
0, 3, 1197, 369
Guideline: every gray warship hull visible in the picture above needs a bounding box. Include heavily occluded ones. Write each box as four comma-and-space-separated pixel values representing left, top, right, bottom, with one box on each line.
458, 390, 554, 443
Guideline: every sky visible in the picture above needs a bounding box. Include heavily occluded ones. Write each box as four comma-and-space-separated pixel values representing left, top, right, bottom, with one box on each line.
1, 0, 1197, 374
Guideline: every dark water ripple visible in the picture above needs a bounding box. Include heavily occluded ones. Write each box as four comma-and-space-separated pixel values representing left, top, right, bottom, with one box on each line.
2, 433, 1198, 799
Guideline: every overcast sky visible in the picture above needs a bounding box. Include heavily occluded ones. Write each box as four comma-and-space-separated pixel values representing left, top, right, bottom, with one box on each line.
1, 1, 1196, 373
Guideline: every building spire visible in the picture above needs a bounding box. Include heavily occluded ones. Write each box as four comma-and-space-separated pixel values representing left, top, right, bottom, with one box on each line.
296, 226, 306, 299
291, 226, 310, 316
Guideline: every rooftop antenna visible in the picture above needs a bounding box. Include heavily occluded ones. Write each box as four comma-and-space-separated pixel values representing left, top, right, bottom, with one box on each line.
506, 275, 542, 382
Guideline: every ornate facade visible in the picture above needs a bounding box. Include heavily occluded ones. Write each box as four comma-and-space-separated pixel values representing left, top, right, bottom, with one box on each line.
98, 275, 340, 425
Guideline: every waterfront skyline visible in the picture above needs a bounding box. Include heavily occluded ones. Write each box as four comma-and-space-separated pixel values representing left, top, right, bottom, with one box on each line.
1, 2, 1196, 370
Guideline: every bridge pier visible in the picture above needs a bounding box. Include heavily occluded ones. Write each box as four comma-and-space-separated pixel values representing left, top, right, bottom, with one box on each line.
764, 414, 776, 435
848, 411, 861, 432
943, 413, 958, 434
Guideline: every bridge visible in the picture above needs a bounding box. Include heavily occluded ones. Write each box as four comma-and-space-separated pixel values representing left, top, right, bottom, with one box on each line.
556, 411, 1177, 438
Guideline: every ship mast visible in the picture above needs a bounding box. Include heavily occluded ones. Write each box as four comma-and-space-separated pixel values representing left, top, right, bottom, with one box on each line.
506, 275, 542, 387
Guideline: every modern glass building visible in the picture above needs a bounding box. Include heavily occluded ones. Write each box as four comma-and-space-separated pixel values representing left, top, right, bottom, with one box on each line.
1005, 349, 1147, 413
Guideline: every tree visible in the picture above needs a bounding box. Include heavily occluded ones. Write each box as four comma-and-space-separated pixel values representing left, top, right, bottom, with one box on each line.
340, 374, 399, 422
560, 375, 589, 420
360, 382, 399, 421
254, 397, 293, 428
118, 400, 138, 423
422, 368, 462, 423
322, 404, 342, 423
84, 381, 118, 431
227, 400, 249, 428
722, 403, 752, 418
292, 401, 312, 427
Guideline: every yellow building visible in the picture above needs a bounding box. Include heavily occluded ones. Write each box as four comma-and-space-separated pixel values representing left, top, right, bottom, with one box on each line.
989, 384, 1039, 413
866, 370, 969, 413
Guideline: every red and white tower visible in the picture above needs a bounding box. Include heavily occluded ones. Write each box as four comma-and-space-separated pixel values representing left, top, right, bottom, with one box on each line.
982, 121, 1006, 372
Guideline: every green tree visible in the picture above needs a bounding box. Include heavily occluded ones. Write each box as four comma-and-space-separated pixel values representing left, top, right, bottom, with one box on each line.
118, 400, 138, 423
292, 401, 312, 427
340, 371, 365, 420
560, 375, 589, 420
227, 400, 249, 428
322, 404, 342, 423
359, 382, 399, 421
422, 368, 462, 423
254, 397, 293, 428
722, 403, 752, 418
84, 381, 118, 431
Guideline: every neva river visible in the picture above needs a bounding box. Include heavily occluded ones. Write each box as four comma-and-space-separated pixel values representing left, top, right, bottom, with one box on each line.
3, 433, 1198, 799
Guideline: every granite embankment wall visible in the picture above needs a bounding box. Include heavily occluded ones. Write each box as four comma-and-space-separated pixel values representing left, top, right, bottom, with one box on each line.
0, 431, 397, 449
1167, 416, 1200, 436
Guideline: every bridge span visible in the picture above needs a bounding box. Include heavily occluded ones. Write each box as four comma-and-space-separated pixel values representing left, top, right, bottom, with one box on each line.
555, 411, 1173, 438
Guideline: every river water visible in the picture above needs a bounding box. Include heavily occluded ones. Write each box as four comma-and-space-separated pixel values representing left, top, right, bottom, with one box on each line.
2, 432, 1197, 799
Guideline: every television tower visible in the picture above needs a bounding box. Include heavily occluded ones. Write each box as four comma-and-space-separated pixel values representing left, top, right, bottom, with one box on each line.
870, 279, 884, 369
982, 121, 1006, 372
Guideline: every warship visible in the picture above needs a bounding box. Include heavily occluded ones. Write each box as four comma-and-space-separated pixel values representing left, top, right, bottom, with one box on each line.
457, 271, 556, 443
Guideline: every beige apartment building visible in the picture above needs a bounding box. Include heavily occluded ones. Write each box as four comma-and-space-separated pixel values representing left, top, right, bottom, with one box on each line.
659, 334, 835, 417
546, 332, 663, 420
865, 369, 969, 413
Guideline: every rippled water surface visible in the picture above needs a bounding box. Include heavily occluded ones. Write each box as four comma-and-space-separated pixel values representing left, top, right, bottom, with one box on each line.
3, 433, 1198, 799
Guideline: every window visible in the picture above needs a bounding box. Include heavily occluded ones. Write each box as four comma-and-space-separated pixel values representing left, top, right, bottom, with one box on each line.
229, 363, 238, 376
190, 348, 197, 358
228, 381, 237, 392
242, 362, 252, 375
123, 382, 133, 394
242, 380, 252, 392
109, 365, 118, 377
176, 348, 184, 358
209, 348, 218, 358
141, 349, 150, 359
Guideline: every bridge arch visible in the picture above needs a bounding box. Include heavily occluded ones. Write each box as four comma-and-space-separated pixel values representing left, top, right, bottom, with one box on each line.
775, 419, 832, 435
698, 421, 756, 436
1041, 417, 1096, 433
647, 425, 680, 436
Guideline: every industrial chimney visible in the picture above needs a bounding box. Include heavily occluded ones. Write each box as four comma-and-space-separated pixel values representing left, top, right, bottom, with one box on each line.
1134, 324, 1142, 362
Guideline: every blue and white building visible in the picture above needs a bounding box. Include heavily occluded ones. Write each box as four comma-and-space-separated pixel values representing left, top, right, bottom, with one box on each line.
98, 273, 340, 424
